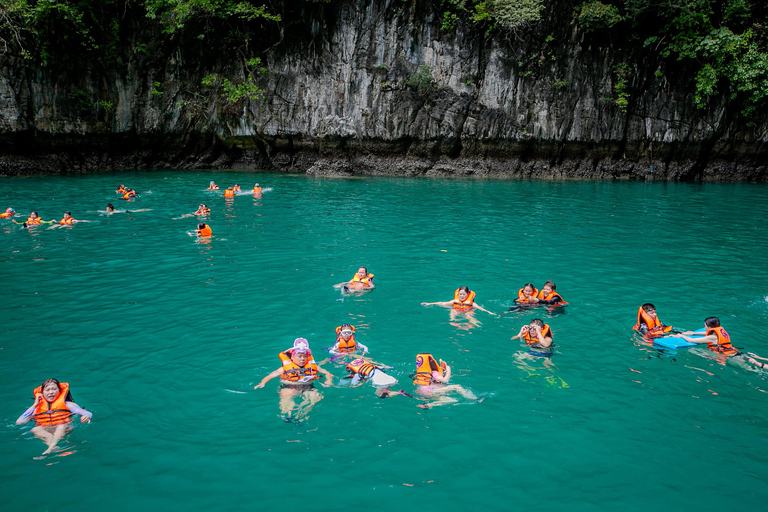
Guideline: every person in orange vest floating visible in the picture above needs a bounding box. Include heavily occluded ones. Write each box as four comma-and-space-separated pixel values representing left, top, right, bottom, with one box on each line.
329, 324, 369, 356
224, 187, 235, 198
195, 222, 212, 237
121, 189, 137, 200
0, 207, 15, 218
335, 266, 375, 292
632, 303, 673, 338
208, 181, 219, 190
195, 204, 211, 215
532, 281, 567, 307
671, 317, 739, 357
58, 211, 89, 225
16, 378, 92, 455
411, 353, 479, 408
253, 183, 262, 196
115, 184, 128, 194
511, 318, 554, 358
15, 211, 56, 226
422, 286, 496, 327
233, 184, 241, 193
254, 338, 334, 423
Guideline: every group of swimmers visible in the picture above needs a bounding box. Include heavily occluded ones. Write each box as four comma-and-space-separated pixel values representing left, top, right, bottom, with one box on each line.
1, 207, 89, 227
633, 303, 767, 369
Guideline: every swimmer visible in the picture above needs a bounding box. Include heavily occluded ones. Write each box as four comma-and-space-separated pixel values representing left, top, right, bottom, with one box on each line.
16, 378, 92, 455
0, 207, 15, 218
511, 318, 554, 357
208, 181, 219, 190
253, 183, 262, 195
334, 266, 375, 291
254, 338, 333, 423
58, 211, 89, 225
531, 281, 567, 306
102, 204, 150, 215
121, 188, 137, 200
421, 286, 496, 315
633, 303, 673, 338
747, 353, 768, 370
14, 211, 56, 225
412, 353, 478, 408
514, 283, 539, 305
671, 317, 739, 357
194, 222, 212, 237
224, 187, 235, 198
233, 184, 241, 193
116, 184, 127, 194
345, 357, 406, 398
329, 324, 369, 356
195, 204, 211, 215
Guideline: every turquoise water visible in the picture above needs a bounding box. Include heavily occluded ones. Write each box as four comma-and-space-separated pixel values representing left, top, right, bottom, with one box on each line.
2, 172, 768, 511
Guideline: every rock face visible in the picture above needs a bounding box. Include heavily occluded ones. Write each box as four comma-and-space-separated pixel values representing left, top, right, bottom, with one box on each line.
1, 0, 767, 180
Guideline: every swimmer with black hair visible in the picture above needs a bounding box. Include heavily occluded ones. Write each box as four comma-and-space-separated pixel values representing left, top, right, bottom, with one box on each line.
16, 378, 92, 455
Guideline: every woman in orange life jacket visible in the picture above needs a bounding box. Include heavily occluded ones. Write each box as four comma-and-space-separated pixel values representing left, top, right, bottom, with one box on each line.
16, 378, 92, 455
194, 204, 211, 215
233, 184, 241, 193
208, 181, 219, 190
421, 286, 496, 326
511, 318, 554, 358
329, 324, 369, 356
671, 317, 740, 358
254, 338, 334, 422
334, 266, 375, 292
632, 303, 673, 338
15, 211, 55, 226
58, 211, 89, 225
411, 353, 479, 407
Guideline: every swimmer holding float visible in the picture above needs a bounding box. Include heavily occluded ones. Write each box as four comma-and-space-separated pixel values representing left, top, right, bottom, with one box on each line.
254, 338, 333, 424
16, 379, 92, 455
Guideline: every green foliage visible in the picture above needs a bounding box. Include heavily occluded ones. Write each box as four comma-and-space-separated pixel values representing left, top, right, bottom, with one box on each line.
613, 62, 631, 112
554, 79, 570, 90
406, 65, 437, 96
144, 0, 280, 34
439, 0, 544, 33
99, 100, 114, 110
202, 57, 268, 103
578, 1, 622, 31
69, 88, 95, 115
151, 81, 164, 96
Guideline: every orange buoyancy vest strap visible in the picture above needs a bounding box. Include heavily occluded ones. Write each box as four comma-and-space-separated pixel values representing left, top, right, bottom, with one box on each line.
517, 287, 539, 302
351, 273, 374, 285
634, 307, 661, 330
413, 353, 442, 386
347, 358, 377, 378
453, 289, 476, 310
60, 217, 73, 225
537, 290, 564, 303
524, 325, 552, 345
33, 382, 71, 426
706, 327, 737, 354
0, 212, 12, 218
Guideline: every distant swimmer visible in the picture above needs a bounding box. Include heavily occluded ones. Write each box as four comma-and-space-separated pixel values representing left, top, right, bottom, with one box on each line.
329, 324, 369, 356
345, 357, 405, 398
254, 338, 334, 424
224, 187, 235, 198
0, 207, 15, 218
121, 189, 137, 200
253, 183, 262, 195
194, 222, 212, 237
103, 203, 151, 215
233, 184, 241, 193
16, 378, 93, 456
511, 318, 554, 357
412, 353, 479, 408
334, 266, 375, 292
58, 212, 89, 225
195, 204, 211, 215
15, 211, 56, 225
671, 317, 739, 357
116, 184, 128, 194
633, 303, 673, 338
208, 181, 219, 190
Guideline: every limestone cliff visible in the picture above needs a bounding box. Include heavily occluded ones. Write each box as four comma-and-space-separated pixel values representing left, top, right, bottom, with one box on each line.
1, 0, 766, 180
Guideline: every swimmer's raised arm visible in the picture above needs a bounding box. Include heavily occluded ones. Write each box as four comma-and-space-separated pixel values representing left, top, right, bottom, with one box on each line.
16, 397, 39, 424
432, 364, 451, 384
511, 325, 529, 340
254, 368, 283, 389
421, 300, 454, 307
66, 401, 93, 423
357, 342, 369, 355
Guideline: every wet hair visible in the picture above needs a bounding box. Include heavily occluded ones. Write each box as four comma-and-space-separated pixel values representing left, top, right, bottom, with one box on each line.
705, 317, 720, 328
106, 203, 114, 210
457, 285, 470, 294
358, 266, 368, 273
530, 318, 545, 328
641, 303, 656, 312
198, 223, 206, 229
30, 211, 38, 216
40, 378, 61, 392
523, 283, 535, 292
543, 281, 556, 291
340, 323, 353, 330
64, 211, 72, 216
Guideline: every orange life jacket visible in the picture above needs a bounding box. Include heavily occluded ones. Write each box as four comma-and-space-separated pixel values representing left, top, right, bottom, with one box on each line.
59, 217, 73, 225
116, 188, 128, 194
705, 326, 738, 356
233, 186, 241, 192
413, 353, 443, 386
347, 358, 377, 378
278, 350, 319, 382
224, 189, 234, 197
632, 307, 672, 336
253, 187, 262, 194
517, 287, 539, 303
335, 325, 357, 353
122, 191, 135, 199
26, 217, 41, 225
197, 208, 210, 214
537, 290, 567, 304
0, 211, 13, 218
208, 184, 218, 190
32, 382, 71, 427
524, 324, 553, 346
351, 273, 374, 286
197, 225, 212, 237
453, 289, 476, 311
